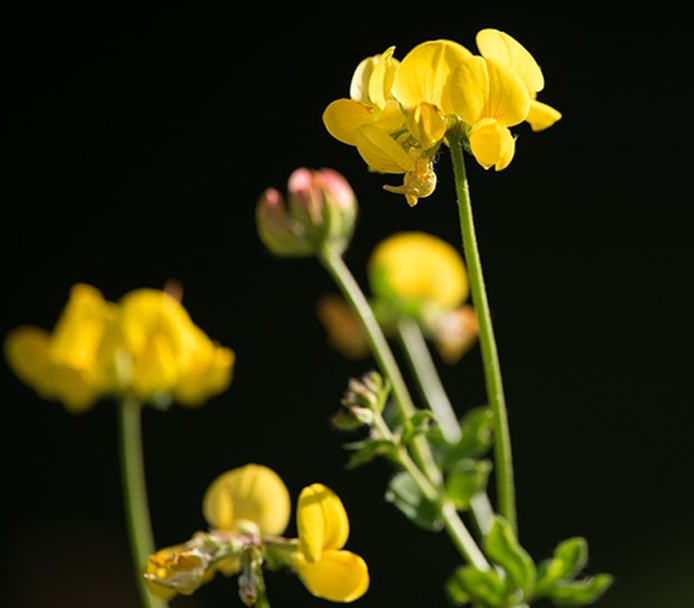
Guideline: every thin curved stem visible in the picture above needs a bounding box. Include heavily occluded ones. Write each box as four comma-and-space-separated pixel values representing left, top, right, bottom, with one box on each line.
119, 398, 168, 608
448, 130, 517, 535
318, 246, 441, 484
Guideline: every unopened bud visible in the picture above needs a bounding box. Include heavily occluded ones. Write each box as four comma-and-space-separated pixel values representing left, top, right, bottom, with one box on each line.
256, 168, 357, 257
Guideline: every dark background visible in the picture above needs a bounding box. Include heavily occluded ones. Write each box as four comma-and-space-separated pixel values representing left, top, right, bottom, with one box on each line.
2, 4, 692, 608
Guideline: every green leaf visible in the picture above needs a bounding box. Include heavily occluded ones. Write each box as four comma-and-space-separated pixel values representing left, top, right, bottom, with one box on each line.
547, 574, 614, 607
446, 566, 507, 608
445, 458, 492, 510
401, 410, 436, 444
537, 537, 589, 593
343, 438, 395, 469
384, 471, 442, 531
484, 516, 536, 597
438, 407, 494, 468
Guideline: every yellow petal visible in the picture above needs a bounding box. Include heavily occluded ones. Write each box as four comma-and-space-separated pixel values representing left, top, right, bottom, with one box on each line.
407, 102, 447, 150
476, 28, 545, 93
4, 326, 54, 398
392, 39, 472, 111
368, 232, 469, 311
527, 98, 562, 131
354, 124, 415, 174
469, 118, 516, 171
175, 343, 235, 406
129, 334, 180, 399
322, 99, 374, 146
295, 550, 369, 603
202, 464, 290, 536
297, 483, 350, 563
367, 46, 398, 110
451, 57, 530, 127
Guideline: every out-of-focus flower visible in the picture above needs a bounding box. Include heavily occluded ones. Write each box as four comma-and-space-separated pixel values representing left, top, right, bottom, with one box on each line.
3, 284, 116, 413
316, 294, 370, 360
4, 284, 235, 411
368, 232, 469, 315
100, 288, 234, 407
145, 464, 369, 603
256, 167, 357, 257
294, 483, 370, 602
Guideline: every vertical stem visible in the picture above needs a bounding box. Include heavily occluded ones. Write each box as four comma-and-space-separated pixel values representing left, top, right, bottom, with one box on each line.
318, 246, 441, 484
118, 398, 169, 608
448, 130, 517, 535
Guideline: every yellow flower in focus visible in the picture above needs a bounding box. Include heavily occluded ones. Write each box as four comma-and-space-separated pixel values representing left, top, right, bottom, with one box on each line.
101, 288, 234, 406
144, 544, 215, 599
476, 28, 562, 132
368, 232, 469, 315
294, 483, 369, 603
3, 284, 115, 413
202, 463, 291, 537
449, 56, 531, 170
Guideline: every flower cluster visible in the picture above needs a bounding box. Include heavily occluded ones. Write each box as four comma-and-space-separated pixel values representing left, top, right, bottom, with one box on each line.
3, 283, 234, 412
323, 29, 561, 206
144, 463, 369, 604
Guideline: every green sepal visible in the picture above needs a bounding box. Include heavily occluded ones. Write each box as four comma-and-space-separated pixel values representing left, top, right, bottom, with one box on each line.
546, 574, 614, 607
446, 566, 507, 608
484, 516, 536, 597
445, 458, 492, 510
385, 471, 442, 532
536, 537, 589, 594
343, 437, 396, 469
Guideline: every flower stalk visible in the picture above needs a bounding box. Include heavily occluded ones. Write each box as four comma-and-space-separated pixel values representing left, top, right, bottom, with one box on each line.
318, 246, 441, 485
118, 397, 169, 608
448, 128, 517, 535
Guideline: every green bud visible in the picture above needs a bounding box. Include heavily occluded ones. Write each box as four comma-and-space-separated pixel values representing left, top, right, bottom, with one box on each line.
256, 168, 357, 257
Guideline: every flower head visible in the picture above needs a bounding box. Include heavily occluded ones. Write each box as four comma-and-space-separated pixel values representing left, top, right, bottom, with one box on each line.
145, 464, 369, 603
256, 167, 357, 256
323, 30, 561, 200
4, 283, 235, 411
100, 287, 235, 407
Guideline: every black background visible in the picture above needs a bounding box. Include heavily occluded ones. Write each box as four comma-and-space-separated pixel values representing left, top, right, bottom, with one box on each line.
2, 4, 692, 608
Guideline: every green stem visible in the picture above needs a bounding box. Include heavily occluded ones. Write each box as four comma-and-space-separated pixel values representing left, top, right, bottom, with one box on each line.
318, 247, 441, 484
395, 316, 494, 536
118, 398, 168, 608
448, 130, 517, 535
372, 414, 489, 571
396, 317, 461, 443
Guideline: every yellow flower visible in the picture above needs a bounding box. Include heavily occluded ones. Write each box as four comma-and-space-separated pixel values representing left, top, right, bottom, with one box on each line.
146, 465, 369, 604
448, 56, 531, 170
202, 463, 291, 538
475, 28, 562, 132
3, 284, 116, 413
100, 288, 234, 406
368, 232, 469, 314
294, 483, 369, 603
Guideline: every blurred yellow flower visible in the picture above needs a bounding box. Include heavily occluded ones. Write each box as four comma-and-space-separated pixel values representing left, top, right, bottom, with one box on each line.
4, 284, 235, 411
294, 483, 370, 603
4, 284, 115, 413
101, 288, 235, 406
368, 232, 469, 313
